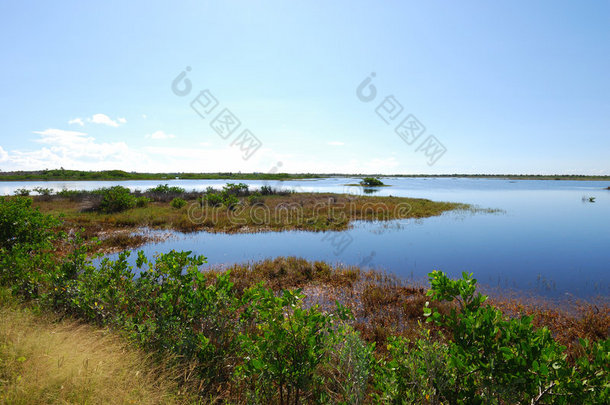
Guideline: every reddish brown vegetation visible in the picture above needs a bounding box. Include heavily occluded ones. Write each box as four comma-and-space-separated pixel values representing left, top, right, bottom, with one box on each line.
205, 257, 608, 359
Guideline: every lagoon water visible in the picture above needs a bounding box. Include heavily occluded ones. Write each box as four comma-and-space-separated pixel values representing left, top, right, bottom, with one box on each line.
3, 177, 609, 298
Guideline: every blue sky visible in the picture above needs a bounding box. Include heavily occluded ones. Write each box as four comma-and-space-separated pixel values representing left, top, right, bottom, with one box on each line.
0, 0, 608, 174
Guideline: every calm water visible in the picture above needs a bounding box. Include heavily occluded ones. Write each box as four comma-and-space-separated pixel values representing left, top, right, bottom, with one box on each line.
3, 178, 609, 298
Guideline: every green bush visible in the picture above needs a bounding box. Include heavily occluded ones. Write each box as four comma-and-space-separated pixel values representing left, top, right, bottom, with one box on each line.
237, 287, 349, 403
360, 177, 384, 187
13, 188, 30, 196
135, 196, 151, 208
32, 187, 53, 196
328, 325, 375, 404
375, 330, 451, 404
204, 193, 223, 207
0, 197, 58, 251
422, 271, 609, 404
223, 182, 249, 196
170, 197, 186, 209
146, 184, 185, 194
222, 194, 239, 209
57, 188, 84, 201
260, 185, 275, 195
247, 193, 264, 206
98, 186, 135, 213
0, 197, 61, 297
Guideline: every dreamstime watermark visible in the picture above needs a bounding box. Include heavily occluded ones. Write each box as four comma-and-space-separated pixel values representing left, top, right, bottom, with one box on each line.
358, 250, 377, 268
320, 231, 354, 256
187, 198, 411, 232
171, 66, 262, 160
356, 72, 447, 166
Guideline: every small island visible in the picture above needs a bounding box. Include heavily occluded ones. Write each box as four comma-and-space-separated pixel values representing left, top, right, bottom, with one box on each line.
345, 177, 391, 187
360, 177, 385, 187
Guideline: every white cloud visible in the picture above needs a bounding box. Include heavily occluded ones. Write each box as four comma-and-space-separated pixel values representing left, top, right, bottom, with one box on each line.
145, 130, 176, 140
141, 114, 147, 119
33, 128, 89, 141
0, 128, 152, 172
30, 129, 130, 160
68, 114, 125, 127
68, 118, 84, 126
0, 127, 419, 174
327, 141, 345, 146
88, 113, 120, 127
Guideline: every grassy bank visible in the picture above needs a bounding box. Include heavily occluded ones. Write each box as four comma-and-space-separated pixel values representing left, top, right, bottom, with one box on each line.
26, 184, 475, 253
37, 194, 467, 232
1, 196, 608, 403
0, 290, 199, 405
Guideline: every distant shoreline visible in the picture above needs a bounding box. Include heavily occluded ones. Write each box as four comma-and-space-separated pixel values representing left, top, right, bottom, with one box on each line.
1, 169, 609, 182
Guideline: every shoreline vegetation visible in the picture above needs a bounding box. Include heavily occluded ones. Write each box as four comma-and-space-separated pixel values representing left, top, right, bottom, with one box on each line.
1, 169, 610, 181
0, 196, 608, 403
21, 183, 481, 253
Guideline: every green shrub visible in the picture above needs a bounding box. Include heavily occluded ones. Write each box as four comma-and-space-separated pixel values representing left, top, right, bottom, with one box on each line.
236, 287, 348, 403
135, 196, 151, 207
13, 188, 30, 196
170, 197, 186, 209
360, 177, 384, 187
223, 183, 249, 196
375, 331, 451, 404
98, 186, 135, 213
222, 194, 239, 209
32, 187, 53, 196
328, 325, 375, 404
204, 193, 223, 207
247, 193, 263, 206
423, 271, 609, 404
57, 188, 84, 201
131, 251, 238, 384
260, 185, 274, 195
0, 197, 61, 297
145, 184, 186, 202
146, 184, 185, 194
0, 197, 58, 251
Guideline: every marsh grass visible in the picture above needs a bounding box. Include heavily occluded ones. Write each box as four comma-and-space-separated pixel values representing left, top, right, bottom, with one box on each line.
205, 258, 442, 348
0, 292, 200, 405
204, 257, 608, 357
32, 193, 470, 253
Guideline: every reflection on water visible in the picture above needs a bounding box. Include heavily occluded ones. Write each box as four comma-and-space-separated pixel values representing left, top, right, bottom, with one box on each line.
4, 177, 609, 298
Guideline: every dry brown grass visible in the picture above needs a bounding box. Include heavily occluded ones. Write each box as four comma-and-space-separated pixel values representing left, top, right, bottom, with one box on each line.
0, 297, 201, 405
